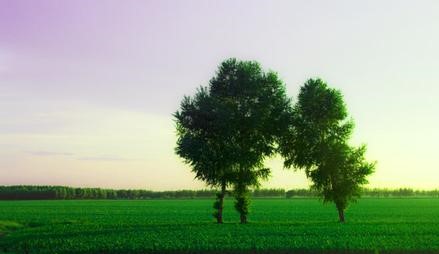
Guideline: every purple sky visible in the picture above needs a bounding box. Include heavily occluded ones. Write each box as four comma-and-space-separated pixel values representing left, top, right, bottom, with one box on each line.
1, 0, 438, 189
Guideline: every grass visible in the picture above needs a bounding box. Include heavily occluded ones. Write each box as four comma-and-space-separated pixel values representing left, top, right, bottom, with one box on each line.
0, 221, 23, 236
0, 198, 438, 253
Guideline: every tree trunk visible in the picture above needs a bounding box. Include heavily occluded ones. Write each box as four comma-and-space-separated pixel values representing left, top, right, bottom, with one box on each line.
240, 213, 247, 224
338, 208, 345, 223
216, 183, 226, 224
236, 194, 248, 224
234, 182, 249, 224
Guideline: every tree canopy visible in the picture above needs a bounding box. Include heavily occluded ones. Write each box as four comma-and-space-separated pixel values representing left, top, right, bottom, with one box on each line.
175, 58, 292, 223
279, 78, 375, 222
175, 61, 375, 224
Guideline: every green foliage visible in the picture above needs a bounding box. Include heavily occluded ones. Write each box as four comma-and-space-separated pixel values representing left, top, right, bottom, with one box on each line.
1, 186, 437, 201
309, 144, 375, 212
1, 199, 438, 253
0, 186, 218, 200
280, 79, 353, 170
279, 78, 375, 222
175, 58, 292, 223
253, 188, 285, 198
174, 86, 233, 188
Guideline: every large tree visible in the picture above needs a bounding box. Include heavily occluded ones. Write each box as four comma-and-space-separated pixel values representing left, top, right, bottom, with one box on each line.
175, 58, 291, 223
279, 78, 375, 222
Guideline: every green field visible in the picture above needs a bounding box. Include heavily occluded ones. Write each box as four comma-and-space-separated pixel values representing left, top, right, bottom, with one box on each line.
0, 198, 438, 253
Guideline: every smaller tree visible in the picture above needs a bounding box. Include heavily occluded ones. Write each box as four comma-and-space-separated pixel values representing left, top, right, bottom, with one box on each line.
279, 78, 375, 222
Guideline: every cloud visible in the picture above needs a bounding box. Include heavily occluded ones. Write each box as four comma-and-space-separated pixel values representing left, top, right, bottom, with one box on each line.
25, 150, 130, 162
26, 151, 74, 156
76, 155, 128, 162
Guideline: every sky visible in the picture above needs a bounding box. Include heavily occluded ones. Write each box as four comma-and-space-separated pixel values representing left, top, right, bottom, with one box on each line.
0, 0, 438, 190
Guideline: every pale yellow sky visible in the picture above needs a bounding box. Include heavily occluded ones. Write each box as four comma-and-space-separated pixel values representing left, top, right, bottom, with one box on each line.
0, 103, 436, 190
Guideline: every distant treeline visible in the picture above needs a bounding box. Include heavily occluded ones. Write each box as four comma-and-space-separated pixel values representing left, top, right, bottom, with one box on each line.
0, 186, 438, 200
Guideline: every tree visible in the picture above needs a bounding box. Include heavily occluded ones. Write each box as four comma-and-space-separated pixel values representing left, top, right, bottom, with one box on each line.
279, 78, 375, 222
175, 58, 291, 223
175, 87, 235, 223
